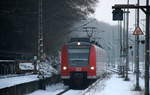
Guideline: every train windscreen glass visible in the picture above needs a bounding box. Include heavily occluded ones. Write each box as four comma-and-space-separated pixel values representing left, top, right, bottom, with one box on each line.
68, 48, 89, 66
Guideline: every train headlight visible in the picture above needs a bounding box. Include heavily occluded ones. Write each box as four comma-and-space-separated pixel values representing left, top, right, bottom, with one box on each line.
63, 66, 67, 70
90, 66, 94, 70
77, 42, 81, 45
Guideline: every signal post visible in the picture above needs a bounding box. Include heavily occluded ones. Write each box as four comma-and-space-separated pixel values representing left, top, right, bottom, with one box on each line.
112, 1, 150, 95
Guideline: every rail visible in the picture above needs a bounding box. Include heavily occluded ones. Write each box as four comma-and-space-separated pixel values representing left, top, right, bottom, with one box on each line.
107, 68, 119, 73
56, 88, 70, 95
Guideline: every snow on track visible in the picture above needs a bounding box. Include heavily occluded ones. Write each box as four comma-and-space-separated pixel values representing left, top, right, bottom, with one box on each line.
28, 73, 145, 95
28, 83, 68, 95
61, 89, 82, 95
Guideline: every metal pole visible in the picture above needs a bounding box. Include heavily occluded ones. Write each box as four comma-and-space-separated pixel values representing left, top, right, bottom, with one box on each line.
113, 30, 115, 68
120, 21, 123, 74
125, 0, 129, 80
38, 0, 46, 90
135, 0, 141, 90
38, 0, 45, 76
122, 9, 126, 77
145, 0, 149, 94
83, 27, 96, 41
134, 9, 137, 73
118, 21, 120, 70
38, 0, 44, 63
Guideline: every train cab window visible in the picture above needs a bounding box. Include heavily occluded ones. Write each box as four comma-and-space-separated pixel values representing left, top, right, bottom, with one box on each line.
68, 48, 89, 66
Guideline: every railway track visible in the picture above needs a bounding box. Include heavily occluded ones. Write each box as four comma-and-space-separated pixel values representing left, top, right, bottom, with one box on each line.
56, 69, 117, 95
57, 76, 107, 95
81, 78, 103, 95
107, 68, 119, 73
55, 79, 101, 95
56, 88, 70, 95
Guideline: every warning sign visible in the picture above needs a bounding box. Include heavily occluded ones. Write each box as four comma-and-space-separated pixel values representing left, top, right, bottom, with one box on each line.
133, 27, 144, 35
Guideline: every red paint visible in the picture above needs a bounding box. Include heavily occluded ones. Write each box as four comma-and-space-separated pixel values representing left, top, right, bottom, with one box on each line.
61, 45, 69, 76
68, 67, 89, 72
88, 45, 96, 76
61, 44, 98, 79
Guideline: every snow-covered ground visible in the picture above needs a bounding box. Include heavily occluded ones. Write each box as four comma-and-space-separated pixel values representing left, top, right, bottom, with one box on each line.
84, 74, 144, 95
28, 73, 146, 95
27, 83, 68, 95
1, 61, 146, 95
0, 60, 59, 90
0, 75, 38, 89
19, 63, 34, 70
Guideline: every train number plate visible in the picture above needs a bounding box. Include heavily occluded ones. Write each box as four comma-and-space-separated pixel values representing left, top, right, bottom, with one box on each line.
75, 67, 82, 71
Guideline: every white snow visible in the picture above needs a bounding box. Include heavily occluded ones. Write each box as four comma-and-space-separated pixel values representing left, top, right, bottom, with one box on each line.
27, 83, 68, 95
0, 64, 58, 89
37, 61, 58, 78
19, 63, 34, 70
100, 75, 133, 95
62, 90, 82, 95
14, 61, 147, 95
0, 75, 38, 89
28, 73, 146, 95
85, 74, 143, 95
0, 59, 59, 89
0, 60, 15, 62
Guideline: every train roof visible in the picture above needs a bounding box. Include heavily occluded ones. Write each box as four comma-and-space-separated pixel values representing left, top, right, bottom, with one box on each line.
69, 38, 90, 43
68, 38, 104, 48
67, 38, 103, 49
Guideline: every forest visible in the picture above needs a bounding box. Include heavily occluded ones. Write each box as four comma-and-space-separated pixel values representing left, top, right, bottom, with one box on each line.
0, 0, 98, 58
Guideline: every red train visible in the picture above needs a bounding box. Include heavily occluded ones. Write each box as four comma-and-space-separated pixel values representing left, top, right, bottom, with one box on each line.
61, 38, 107, 87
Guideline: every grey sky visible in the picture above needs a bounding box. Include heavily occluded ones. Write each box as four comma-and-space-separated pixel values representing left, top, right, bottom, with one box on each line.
94, 0, 146, 31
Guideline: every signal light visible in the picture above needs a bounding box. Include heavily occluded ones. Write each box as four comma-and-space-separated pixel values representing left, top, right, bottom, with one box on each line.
112, 8, 123, 21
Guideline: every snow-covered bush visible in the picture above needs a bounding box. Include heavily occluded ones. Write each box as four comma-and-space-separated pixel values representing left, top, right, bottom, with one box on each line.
37, 59, 58, 79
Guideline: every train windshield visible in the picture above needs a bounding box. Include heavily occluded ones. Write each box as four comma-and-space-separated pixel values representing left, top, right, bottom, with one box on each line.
68, 48, 89, 66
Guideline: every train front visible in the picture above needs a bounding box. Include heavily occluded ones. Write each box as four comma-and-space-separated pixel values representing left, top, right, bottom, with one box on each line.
61, 39, 96, 87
